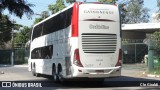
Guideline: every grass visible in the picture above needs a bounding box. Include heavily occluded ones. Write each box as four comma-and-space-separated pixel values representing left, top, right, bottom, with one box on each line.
147, 66, 160, 75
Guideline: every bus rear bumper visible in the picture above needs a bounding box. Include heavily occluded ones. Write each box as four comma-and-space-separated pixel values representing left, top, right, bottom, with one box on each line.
71, 66, 121, 78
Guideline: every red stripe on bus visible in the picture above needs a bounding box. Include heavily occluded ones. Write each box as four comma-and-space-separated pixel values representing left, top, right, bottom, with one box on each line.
71, 2, 80, 37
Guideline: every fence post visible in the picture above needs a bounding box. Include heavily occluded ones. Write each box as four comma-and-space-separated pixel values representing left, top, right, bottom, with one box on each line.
135, 44, 136, 63
148, 36, 154, 72
11, 27, 14, 66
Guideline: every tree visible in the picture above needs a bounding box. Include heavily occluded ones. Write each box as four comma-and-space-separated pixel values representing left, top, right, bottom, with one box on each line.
14, 26, 30, 47
157, 0, 160, 12
98, 0, 117, 4
124, 0, 150, 24
48, 0, 66, 14
0, 0, 34, 19
0, 15, 13, 44
34, 11, 50, 24
155, 0, 160, 20
66, 0, 76, 4
146, 32, 160, 56
0, 14, 23, 48
0, 0, 34, 48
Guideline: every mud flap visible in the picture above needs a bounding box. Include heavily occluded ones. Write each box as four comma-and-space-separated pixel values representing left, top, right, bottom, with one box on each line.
65, 57, 72, 76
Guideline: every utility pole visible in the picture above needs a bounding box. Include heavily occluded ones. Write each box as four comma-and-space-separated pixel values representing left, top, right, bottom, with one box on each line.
11, 20, 15, 66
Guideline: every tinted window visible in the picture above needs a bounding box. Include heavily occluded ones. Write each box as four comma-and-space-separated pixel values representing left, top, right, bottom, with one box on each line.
31, 45, 53, 59
31, 8, 73, 41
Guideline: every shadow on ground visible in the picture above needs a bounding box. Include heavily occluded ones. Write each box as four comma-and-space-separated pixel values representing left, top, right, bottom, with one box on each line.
57, 76, 160, 88
0, 76, 160, 90
14, 76, 160, 88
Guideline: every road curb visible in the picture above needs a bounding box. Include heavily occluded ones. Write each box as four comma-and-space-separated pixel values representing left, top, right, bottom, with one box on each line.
0, 65, 28, 68
14, 65, 28, 68
0, 65, 11, 67
147, 74, 160, 78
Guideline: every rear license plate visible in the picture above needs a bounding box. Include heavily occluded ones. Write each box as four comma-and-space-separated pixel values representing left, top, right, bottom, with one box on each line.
95, 70, 104, 74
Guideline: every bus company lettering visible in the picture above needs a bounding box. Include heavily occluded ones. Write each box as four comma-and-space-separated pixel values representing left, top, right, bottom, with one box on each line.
84, 10, 114, 15
89, 24, 109, 29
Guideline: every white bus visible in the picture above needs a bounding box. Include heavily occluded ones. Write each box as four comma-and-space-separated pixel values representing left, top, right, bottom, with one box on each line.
28, 2, 122, 82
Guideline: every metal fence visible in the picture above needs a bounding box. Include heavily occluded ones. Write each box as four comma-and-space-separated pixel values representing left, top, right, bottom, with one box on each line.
0, 49, 11, 65
1, 43, 148, 65
147, 35, 160, 73
0, 47, 28, 65
122, 37, 160, 74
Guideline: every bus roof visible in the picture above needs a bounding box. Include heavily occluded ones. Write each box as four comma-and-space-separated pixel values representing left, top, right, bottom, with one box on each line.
33, 2, 118, 28
33, 3, 74, 28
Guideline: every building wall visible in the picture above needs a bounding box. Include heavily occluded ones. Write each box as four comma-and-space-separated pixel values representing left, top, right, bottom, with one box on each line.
122, 31, 146, 39
121, 23, 159, 63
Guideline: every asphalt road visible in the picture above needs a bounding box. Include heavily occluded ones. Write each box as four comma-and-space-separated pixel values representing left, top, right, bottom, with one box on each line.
0, 65, 48, 81
0, 65, 160, 90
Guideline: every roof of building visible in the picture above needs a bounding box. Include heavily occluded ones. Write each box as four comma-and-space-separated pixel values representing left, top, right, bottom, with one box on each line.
122, 23, 160, 32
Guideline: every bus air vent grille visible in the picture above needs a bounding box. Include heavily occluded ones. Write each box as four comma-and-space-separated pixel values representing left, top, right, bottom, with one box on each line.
81, 33, 117, 53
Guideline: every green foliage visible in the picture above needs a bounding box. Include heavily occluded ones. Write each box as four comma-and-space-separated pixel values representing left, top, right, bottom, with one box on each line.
156, 0, 160, 19
0, 15, 13, 43
48, 0, 66, 14
34, 18, 43, 24
0, 0, 34, 19
124, 0, 150, 24
157, 0, 160, 11
152, 32, 160, 52
98, 0, 117, 4
119, 3, 128, 24
34, 11, 50, 24
146, 32, 160, 56
0, 0, 34, 48
66, 0, 76, 4
0, 14, 23, 49
14, 26, 30, 46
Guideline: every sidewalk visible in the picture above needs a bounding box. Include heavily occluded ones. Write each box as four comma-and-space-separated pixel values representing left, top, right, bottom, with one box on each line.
122, 63, 146, 77
122, 63, 160, 80
0, 64, 28, 68
13, 64, 28, 68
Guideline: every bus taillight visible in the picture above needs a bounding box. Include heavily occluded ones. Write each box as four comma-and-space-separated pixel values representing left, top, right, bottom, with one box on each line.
116, 49, 122, 66
71, 2, 79, 37
73, 49, 83, 67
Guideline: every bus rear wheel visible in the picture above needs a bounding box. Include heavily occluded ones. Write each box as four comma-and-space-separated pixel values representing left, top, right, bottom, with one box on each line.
52, 66, 59, 82
35, 72, 41, 77
31, 64, 40, 77
31, 64, 36, 76
57, 65, 67, 84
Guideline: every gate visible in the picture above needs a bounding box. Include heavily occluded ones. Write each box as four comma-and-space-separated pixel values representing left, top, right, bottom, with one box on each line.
122, 40, 148, 64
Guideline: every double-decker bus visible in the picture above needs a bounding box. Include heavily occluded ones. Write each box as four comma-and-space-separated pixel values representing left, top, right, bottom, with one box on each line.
28, 1, 122, 82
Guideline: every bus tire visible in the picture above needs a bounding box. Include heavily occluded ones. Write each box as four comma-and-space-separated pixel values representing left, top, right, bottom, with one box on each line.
57, 64, 65, 83
31, 63, 36, 76
52, 65, 59, 82
35, 73, 41, 77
